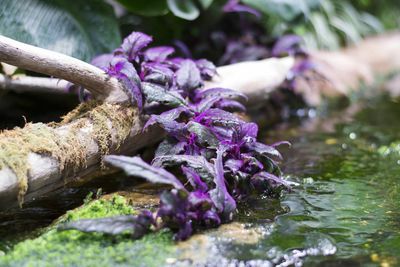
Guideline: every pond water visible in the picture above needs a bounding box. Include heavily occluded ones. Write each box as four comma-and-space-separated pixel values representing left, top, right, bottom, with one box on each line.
0, 96, 399, 266
171, 96, 400, 266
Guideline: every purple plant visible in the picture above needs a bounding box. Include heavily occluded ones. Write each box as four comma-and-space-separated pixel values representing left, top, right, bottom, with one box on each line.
222, 0, 261, 17
60, 32, 289, 241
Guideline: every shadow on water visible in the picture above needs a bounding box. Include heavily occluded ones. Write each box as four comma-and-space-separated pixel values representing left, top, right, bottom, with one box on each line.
1, 95, 400, 266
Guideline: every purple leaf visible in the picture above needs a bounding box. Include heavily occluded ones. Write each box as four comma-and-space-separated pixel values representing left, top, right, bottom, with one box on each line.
197, 108, 244, 128
270, 141, 291, 148
251, 172, 290, 188
176, 59, 202, 93
106, 57, 143, 109
144, 46, 175, 62
116, 32, 153, 61
224, 159, 243, 172
271, 35, 303, 57
142, 62, 175, 86
104, 155, 185, 190
187, 190, 213, 210
202, 210, 221, 226
223, 0, 261, 17
210, 147, 236, 221
181, 166, 208, 192
215, 99, 246, 112
58, 211, 154, 239
186, 121, 219, 148
195, 87, 247, 102
195, 59, 217, 80
152, 155, 215, 181
143, 106, 190, 131
91, 53, 113, 70
155, 139, 186, 157
142, 82, 186, 107
245, 141, 283, 160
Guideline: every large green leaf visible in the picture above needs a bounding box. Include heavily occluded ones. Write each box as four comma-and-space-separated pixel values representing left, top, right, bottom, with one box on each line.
116, 0, 169, 16
167, 0, 214, 20
0, 0, 121, 62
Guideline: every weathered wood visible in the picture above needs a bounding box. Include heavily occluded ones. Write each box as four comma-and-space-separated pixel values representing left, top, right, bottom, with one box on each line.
0, 35, 127, 103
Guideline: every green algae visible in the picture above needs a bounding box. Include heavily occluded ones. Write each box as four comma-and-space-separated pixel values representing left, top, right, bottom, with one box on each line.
0, 195, 175, 267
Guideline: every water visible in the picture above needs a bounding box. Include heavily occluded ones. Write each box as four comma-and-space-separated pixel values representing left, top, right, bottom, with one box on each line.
1, 96, 400, 266
173, 97, 400, 266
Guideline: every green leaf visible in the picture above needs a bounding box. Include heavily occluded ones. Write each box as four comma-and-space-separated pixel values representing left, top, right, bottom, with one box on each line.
0, 0, 121, 62
167, 0, 200, 20
116, 0, 169, 16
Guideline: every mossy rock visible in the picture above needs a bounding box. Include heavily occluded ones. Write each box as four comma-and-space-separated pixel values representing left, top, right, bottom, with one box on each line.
0, 195, 175, 267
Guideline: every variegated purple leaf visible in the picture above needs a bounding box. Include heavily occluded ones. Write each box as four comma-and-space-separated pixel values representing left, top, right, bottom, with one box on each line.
155, 139, 186, 157
104, 155, 185, 190
176, 59, 202, 93
106, 57, 143, 109
117, 32, 153, 61
210, 147, 236, 221
194, 96, 223, 113
143, 106, 190, 130
186, 121, 219, 148
152, 155, 215, 181
224, 159, 243, 173
202, 210, 221, 226
245, 141, 283, 160
197, 108, 244, 128
142, 82, 186, 107
58, 211, 154, 239
144, 46, 175, 62
270, 141, 291, 148
251, 172, 290, 188
215, 99, 246, 112
142, 62, 175, 85
182, 166, 208, 192
187, 190, 213, 210
91, 53, 113, 70
195, 87, 247, 102
195, 59, 217, 80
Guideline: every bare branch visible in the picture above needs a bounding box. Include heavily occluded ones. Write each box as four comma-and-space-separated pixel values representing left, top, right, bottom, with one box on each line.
0, 35, 127, 102
0, 74, 70, 94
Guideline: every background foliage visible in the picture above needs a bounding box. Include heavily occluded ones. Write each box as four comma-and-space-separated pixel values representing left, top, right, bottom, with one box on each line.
0, 0, 399, 61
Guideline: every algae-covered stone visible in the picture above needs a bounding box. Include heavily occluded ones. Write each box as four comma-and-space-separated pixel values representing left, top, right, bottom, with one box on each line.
0, 195, 175, 267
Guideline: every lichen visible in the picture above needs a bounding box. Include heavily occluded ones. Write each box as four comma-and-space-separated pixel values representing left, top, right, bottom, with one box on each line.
0, 101, 136, 205
0, 195, 175, 267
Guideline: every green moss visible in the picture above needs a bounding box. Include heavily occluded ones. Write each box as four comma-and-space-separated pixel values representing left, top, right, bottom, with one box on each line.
0, 101, 136, 204
0, 123, 87, 205
0, 195, 175, 267
61, 101, 137, 164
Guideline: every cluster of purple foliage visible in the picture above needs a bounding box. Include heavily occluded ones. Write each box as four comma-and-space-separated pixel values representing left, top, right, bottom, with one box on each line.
60, 31, 289, 240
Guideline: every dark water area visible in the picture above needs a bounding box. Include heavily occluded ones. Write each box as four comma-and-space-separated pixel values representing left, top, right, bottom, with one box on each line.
1, 95, 400, 266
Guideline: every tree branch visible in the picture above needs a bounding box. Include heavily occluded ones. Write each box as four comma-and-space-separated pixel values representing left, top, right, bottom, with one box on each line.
0, 35, 126, 102
0, 74, 70, 94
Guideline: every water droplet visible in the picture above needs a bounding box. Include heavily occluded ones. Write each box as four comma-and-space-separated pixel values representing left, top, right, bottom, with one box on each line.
349, 132, 357, 140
